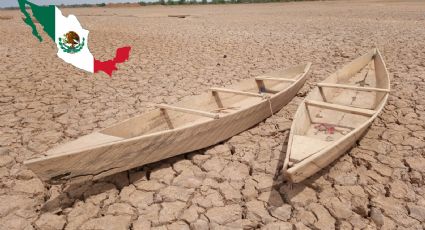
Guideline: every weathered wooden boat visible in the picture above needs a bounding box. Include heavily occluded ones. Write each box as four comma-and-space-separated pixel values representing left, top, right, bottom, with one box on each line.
283, 49, 390, 183
25, 63, 311, 184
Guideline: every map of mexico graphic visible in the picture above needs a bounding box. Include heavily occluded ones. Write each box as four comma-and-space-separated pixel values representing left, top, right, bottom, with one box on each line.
18, 0, 132, 77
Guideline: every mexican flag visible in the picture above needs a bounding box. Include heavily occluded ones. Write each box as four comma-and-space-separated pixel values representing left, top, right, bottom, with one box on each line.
18, 0, 131, 76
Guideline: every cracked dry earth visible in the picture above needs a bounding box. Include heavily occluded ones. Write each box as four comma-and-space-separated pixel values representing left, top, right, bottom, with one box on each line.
1, 1, 425, 229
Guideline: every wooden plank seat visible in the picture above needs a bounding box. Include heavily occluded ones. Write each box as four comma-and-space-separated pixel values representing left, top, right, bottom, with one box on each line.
305, 100, 376, 117
255, 76, 297, 83
210, 87, 269, 98
317, 82, 390, 93
156, 104, 220, 119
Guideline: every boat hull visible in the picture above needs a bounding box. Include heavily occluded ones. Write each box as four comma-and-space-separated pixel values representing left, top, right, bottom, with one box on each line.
283, 49, 389, 183
284, 112, 373, 183
25, 64, 311, 184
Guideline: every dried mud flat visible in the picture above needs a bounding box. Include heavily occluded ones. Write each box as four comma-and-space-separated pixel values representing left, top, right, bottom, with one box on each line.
0, 1, 425, 229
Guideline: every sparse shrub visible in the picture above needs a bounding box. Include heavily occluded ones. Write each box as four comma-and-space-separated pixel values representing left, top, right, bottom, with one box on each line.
0, 16, 13, 20
96, 3, 106, 7
66, 3, 93, 8
3, 7, 19, 10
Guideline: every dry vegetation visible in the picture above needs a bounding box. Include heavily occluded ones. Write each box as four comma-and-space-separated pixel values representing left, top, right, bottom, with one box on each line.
0, 15, 13, 20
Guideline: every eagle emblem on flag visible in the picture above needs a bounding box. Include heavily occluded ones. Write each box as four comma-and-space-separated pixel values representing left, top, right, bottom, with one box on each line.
58, 31, 85, 54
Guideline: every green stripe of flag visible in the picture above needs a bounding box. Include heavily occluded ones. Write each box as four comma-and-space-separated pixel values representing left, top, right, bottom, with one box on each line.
18, 0, 55, 42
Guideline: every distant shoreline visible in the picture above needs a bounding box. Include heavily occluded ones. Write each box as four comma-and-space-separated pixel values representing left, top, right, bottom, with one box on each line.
1, 0, 316, 10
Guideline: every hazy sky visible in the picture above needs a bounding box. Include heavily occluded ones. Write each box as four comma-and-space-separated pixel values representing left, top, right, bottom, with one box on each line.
0, 0, 145, 8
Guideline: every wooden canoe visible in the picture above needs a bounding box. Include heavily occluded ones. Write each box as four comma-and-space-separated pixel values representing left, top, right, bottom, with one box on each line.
25, 63, 311, 184
283, 49, 390, 183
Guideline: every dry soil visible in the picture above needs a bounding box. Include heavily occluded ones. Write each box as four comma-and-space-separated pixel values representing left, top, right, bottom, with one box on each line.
0, 1, 424, 229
